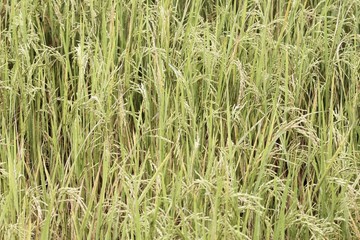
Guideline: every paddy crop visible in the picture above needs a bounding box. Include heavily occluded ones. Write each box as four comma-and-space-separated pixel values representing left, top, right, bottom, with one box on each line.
0, 0, 359, 239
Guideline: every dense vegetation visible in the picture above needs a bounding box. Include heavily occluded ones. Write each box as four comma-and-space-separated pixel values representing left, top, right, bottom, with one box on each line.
0, 0, 359, 239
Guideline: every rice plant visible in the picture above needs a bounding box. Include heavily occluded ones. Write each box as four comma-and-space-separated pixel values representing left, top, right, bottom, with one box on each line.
0, 0, 359, 239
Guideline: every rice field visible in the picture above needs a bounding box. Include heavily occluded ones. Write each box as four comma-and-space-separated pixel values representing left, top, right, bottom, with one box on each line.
0, 0, 359, 239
